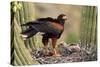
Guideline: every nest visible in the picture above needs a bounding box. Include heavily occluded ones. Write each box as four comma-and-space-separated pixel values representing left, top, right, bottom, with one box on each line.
31, 42, 82, 64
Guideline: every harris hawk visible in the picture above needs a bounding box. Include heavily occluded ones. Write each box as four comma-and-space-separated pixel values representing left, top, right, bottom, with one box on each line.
21, 14, 67, 56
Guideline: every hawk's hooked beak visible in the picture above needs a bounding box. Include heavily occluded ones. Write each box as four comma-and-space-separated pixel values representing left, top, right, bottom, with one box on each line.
62, 15, 67, 20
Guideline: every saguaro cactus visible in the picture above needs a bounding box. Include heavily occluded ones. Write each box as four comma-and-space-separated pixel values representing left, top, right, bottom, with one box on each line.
80, 6, 97, 61
11, 1, 39, 65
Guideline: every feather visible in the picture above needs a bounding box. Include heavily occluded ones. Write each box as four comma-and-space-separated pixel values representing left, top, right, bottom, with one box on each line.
21, 21, 62, 39
21, 14, 67, 40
